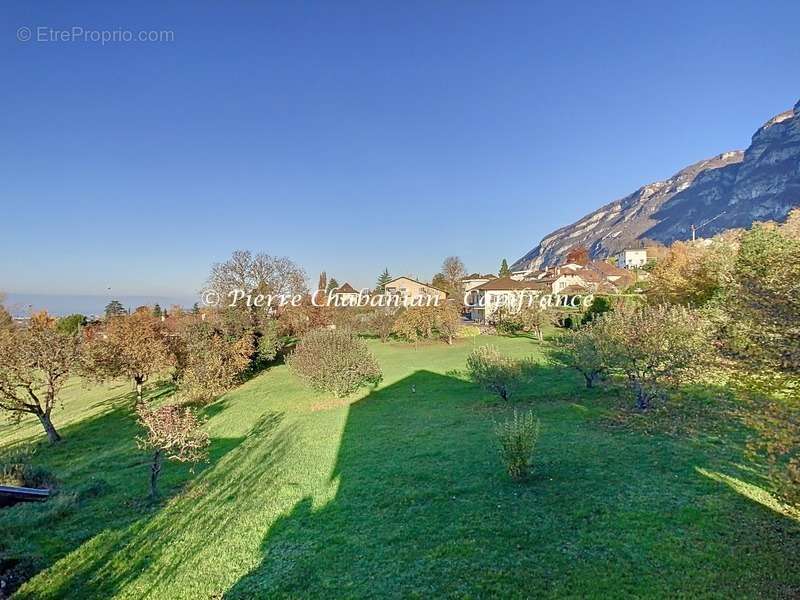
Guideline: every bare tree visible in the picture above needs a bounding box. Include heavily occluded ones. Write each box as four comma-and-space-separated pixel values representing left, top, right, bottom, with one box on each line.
136, 403, 210, 500
207, 250, 307, 298
441, 256, 466, 293
0, 312, 79, 443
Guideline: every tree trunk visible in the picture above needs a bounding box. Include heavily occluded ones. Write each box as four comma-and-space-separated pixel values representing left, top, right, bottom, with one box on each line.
37, 411, 62, 444
149, 450, 162, 501
584, 372, 595, 389
135, 377, 144, 405
634, 383, 650, 410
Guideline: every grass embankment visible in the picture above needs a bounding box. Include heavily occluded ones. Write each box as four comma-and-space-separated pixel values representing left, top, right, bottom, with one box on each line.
1, 336, 799, 598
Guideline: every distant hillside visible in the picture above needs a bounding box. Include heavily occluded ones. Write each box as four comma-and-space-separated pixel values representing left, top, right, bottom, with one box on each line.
512, 98, 800, 270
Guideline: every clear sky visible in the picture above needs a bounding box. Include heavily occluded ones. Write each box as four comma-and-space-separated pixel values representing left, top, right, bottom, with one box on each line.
2, 1, 799, 298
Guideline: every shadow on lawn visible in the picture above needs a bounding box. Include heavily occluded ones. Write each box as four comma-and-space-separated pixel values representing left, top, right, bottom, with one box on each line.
1, 383, 258, 599
224, 369, 800, 598
9, 365, 800, 597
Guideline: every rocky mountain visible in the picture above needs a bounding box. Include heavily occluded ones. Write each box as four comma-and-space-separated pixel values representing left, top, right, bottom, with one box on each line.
512, 98, 800, 270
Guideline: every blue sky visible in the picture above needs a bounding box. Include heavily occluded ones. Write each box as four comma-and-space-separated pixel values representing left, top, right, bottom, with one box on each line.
1, 1, 799, 299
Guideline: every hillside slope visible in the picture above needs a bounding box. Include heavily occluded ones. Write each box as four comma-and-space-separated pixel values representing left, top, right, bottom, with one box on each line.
513, 99, 800, 270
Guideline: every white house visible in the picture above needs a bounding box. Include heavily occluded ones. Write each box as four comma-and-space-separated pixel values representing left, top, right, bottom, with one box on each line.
461, 273, 496, 292
615, 248, 647, 269
384, 277, 448, 303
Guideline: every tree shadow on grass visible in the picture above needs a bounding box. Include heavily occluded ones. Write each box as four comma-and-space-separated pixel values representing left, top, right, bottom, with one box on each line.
1, 383, 256, 599
12, 410, 292, 599
225, 369, 800, 598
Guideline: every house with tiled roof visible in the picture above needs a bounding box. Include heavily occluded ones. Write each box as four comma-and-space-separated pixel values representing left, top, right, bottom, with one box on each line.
329, 282, 361, 305
466, 277, 545, 322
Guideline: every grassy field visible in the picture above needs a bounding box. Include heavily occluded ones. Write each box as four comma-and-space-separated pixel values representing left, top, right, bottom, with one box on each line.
2, 335, 800, 598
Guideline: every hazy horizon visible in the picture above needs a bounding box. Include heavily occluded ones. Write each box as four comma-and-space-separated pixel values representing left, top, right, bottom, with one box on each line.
3, 2, 799, 295
3, 292, 199, 318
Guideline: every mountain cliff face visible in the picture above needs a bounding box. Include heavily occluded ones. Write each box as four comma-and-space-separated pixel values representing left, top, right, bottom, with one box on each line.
512, 99, 800, 270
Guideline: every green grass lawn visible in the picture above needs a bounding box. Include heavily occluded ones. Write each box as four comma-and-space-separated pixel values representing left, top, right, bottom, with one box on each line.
2, 335, 800, 598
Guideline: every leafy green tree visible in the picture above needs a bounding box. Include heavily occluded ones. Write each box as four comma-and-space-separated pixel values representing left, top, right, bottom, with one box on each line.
105, 300, 127, 318
597, 304, 714, 409
287, 329, 382, 397
719, 211, 800, 503
499, 259, 511, 277
434, 302, 462, 345
466, 345, 535, 401
376, 268, 392, 292
517, 306, 545, 341
368, 308, 397, 342
392, 306, 436, 345
723, 216, 800, 373
327, 278, 339, 293
56, 314, 87, 335
581, 296, 612, 325
553, 325, 613, 388
153, 304, 163, 318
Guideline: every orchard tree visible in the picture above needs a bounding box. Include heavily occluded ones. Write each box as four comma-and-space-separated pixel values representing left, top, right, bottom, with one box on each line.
368, 308, 397, 342
0, 312, 79, 443
600, 304, 714, 409
434, 302, 462, 345
722, 212, 800, 502
724, 215, 800, 373
176, 322, 253, 403
554, 325, 613, 388
517, 306, 545, 341
82, 312, 172, 403
646, 234, 739, 307
392, 306, 437, 345
466, 345, 534, 401
136, 403, 209, 501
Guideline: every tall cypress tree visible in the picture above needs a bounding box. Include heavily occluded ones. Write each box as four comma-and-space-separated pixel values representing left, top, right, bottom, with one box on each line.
376, 268, 392, 292
499, 259, 510, 277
